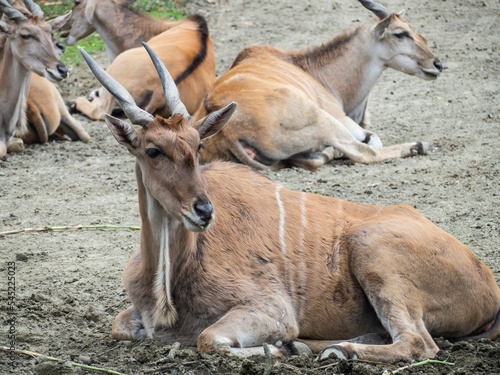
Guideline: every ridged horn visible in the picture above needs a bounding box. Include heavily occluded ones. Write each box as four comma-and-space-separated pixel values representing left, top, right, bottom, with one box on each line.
358, 0, 391, 20
80, 48, 155, 127
142, 41, 189, 118
0, 0, 27, 20
22, 0, 44, 18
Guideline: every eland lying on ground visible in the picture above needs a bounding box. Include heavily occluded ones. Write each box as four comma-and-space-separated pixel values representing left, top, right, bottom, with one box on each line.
194, 0, 443, 170
80, 42, 499, 363
0, 0, 72, 158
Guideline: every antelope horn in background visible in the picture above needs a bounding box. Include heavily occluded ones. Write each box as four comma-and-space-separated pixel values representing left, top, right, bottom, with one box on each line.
358, 0, 391, 19
80, 48, 155, 127
142, 41, 189, 118
22, 0, 44, 18
0, 0, 27, 20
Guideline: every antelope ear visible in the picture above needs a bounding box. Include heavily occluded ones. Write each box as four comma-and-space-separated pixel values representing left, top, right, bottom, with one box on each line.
105, 114, 139, 150
0, 20, 8, 33
84, 0, 97, 23
194, 102, 237, 140
49, 11, 72, 31
374, 14, 392, 39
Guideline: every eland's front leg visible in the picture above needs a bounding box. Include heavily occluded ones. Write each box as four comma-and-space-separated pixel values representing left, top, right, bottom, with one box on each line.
112, 305, 154, 340
197, 307, 301, 357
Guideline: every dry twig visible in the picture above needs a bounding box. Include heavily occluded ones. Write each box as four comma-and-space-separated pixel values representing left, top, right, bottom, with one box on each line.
0, 346, 127, 375
382, 358, 455, 374
0, 224, 140, 238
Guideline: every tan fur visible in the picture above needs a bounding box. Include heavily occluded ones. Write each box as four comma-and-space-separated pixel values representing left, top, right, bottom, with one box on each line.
108, 115, 500, 363
60, 0, 183, 62
73, 16, 216, 120
0, 1, 70, 159
84, 36, 499, 365
9, 1, 87, 147
18, 75, 90, 144
194, 4, 443, 170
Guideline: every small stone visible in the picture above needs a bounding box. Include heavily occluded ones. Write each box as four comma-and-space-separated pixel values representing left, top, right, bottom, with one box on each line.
78, 355, 92, 365
16, 253, 28, 261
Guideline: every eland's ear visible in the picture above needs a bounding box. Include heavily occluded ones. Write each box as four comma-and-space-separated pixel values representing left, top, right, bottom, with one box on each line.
0, 20, 8, 33
49, 10, 72, 31
105, 114, 139, 150
84, 0, 97, 23
194, 102, 237, 140
374, 14, 392, 39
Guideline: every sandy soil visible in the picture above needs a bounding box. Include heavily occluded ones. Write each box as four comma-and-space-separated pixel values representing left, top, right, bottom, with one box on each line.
1, 0, 499, 374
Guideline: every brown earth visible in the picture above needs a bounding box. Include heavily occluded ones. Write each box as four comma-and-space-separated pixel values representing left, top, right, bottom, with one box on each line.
1, 0, 499, 374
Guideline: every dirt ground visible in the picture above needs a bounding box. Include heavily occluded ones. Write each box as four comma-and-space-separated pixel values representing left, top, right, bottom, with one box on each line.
1, 0, 499, 374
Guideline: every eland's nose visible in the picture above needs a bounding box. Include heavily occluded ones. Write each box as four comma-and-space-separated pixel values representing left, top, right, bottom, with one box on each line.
57, 64, 68, 78
434, 59, 443, 72
194, 199, 213, 222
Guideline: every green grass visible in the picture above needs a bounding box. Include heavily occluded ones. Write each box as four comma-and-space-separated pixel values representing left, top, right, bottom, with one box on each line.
40, 0, 187, 65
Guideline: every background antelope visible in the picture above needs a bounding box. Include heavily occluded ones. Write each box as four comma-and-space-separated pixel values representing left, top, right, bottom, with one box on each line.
9, 0, 90, 146
60, 0, 184, 62
0, 0, 70, 158
22, 74, 90, 145
70, 13, 215, 121
81, 44, 500, 364
194, 0, 443, 170
60, 0, 190, 115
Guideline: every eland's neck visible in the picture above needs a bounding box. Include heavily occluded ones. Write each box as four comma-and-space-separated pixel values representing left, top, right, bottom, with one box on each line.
292, 20, 386, 119
0, 41, 31, 141
94, 3, 173, 62
136, 164, 196, 327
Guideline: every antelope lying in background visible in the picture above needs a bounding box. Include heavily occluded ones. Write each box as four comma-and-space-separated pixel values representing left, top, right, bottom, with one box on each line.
59, 0, 184, 62
71, 14, 215, 121
21, 74, 90, 145
82, 44, 500, 363
9, 1, 90, 145
60, 0, 215, 121
0, 0, 70, 158
194, 0, 443, 170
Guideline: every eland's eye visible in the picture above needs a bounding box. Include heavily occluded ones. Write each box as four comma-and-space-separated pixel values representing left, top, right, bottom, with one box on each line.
198, 143, 205, 152
394, 32, 410, 40
146, 148, 161, 158
21, 34, 32, 40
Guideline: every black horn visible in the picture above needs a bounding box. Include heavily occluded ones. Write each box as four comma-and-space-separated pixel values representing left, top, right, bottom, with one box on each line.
358, 0, 391, 20
80, 48, 155, 127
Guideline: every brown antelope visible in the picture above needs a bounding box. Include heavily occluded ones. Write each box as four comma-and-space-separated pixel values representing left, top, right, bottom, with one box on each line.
71, 14, 215, 121
59, 0, 190, 113
59, 0, 183, 62
8, 0, 90, 145
21, 74, 91, 145
0, 0, 70, 158
81, 44, 500, 364
194, 0, 444, 170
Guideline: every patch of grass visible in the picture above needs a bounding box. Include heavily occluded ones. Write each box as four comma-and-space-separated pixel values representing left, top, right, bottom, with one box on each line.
62, 34, 105, 66
39, 0, 187, 65
39, 0, 73, 18
133, 0, 187, 20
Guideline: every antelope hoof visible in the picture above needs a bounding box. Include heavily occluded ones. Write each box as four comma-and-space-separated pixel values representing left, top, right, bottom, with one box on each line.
412, 141, 429, 156
88, 88, 101, 100
280, 341, 313, 358
66, 100, 78, 114
318, 345, 357, 361
7, 138, 25, 154
0, 142, 7, 160
111, 307, 151, 340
